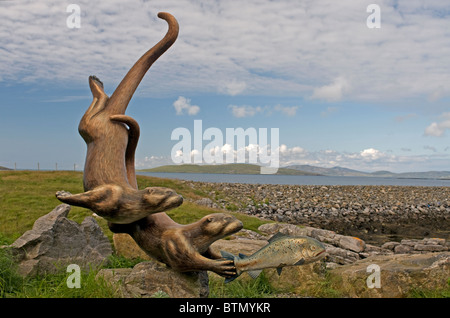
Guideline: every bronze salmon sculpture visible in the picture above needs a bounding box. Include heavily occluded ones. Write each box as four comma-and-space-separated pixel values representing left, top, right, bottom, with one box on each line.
220, 232, 326, 283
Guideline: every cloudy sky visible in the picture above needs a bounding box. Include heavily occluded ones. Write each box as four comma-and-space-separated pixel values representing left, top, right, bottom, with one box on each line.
1, 0, 449, 172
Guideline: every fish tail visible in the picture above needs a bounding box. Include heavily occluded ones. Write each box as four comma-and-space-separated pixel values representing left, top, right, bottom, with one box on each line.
220, 250, 241, 283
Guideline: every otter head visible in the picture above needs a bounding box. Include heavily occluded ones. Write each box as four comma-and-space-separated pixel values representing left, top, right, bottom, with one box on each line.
142, 186, 183, 212
201, 213, 243, 239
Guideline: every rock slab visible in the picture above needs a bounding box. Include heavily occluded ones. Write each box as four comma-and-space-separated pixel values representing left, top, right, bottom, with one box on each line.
97, 260, 209, 298
330, 252, 450, 298
7, 204, 112, 276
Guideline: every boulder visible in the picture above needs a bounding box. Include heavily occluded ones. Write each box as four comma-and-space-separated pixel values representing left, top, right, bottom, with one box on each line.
339, 236, 366, 253
97, 260, 209, 298
258, 223, 308, 237
330, 252, 450, 298
7, 204, 112, 276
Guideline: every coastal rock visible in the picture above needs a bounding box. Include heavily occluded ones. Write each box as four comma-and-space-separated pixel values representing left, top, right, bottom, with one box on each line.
330, 252, 450, 298
97, 260, 209, 298
195, 198, 219, 209
383, 237, 450, 254
339, 236, 366, 253
8, 204, 112, 276
192, 182, 450, 245
258, 223, 308, 237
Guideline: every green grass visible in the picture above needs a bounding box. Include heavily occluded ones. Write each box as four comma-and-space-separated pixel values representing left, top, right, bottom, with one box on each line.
209, 272, 278, 298
0, 251, 148, 298
3, 170, 446, 298
406, 279, 450, 298
0, 170, 273, 298
0, 170, 268, 244
0, 248, 24, 297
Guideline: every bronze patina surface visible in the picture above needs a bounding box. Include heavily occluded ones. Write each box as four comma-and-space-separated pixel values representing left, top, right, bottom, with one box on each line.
56, 13, 241, 277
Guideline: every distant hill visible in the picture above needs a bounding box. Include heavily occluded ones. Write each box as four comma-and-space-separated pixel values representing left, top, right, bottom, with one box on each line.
0, 166, 11, 171
140, 164, 321, 176
286, 164, 450, 179
286, 165, 368, 177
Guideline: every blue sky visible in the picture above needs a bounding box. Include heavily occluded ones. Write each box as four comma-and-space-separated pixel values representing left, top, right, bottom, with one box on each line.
1, 0, 450, 172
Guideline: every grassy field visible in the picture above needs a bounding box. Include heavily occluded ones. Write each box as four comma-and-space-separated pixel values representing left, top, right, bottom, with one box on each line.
140, 163, 320, 175
1, 170, 447, 298
0, 170, 267, 245
0, 170, 275, 298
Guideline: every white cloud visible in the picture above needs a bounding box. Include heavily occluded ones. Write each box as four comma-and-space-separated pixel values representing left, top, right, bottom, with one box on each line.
2, 0, 450, 103
360, 148, 385, 160
274, 104, 298, 117
311, 77, 350, 102
229, 105, 262, 118
424, 112, 450, 137
221, 80, 247, 96
276, 145, 450, 172
229, 104, 299, 117
173, 96, 200, 115
137, 144, 450, 172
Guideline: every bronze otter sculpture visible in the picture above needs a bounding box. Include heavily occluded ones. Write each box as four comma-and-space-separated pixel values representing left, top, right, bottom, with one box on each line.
56, 12, 242, 277
109, 213, 242, 275
56, 12, 183, 224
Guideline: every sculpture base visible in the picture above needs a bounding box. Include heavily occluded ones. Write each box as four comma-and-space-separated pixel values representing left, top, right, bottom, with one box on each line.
97, 260, 209, 298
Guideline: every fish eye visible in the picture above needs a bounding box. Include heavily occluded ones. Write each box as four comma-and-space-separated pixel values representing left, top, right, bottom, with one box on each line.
311, 246, 316, 251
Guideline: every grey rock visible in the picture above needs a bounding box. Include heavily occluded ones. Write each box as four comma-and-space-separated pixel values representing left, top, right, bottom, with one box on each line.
338, 236, 366, 253
414, 244, 447, 252
195, 197, 218, 209
8, 204, 112, 276
331, 252, 450, 298
381, 241, 400, 250
97, 260, 209, 298
394, 244, 413, 254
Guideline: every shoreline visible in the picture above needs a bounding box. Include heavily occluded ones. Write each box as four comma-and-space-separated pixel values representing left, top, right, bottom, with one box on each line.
185, 181, 450, 245
138, 171, 450, 187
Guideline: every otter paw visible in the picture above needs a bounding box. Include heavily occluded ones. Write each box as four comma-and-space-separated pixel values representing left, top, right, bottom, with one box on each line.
212, 259, 236, 278
56, 190, 72, 199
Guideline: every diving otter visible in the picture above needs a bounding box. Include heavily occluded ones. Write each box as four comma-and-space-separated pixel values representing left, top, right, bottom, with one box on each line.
56, 12, 183, 224
56, 12, 241, 278
109, 213, 243, 276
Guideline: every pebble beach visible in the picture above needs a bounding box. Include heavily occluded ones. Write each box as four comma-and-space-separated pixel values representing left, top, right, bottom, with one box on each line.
189, 182, 450, 245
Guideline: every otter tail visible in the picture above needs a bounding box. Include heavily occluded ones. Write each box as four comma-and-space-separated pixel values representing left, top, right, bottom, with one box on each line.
109, 114, 140, 189
106, 12, 179, 115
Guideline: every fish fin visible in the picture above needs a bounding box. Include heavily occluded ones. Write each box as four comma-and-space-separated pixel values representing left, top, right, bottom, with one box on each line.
247, 269, 263, 279
268, 232, 290, 243
294, 258, 305, 266
220, 250, 236, 261
220, 251, 241, 284
276, 267, 283, 276
238, 253, 248, 259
